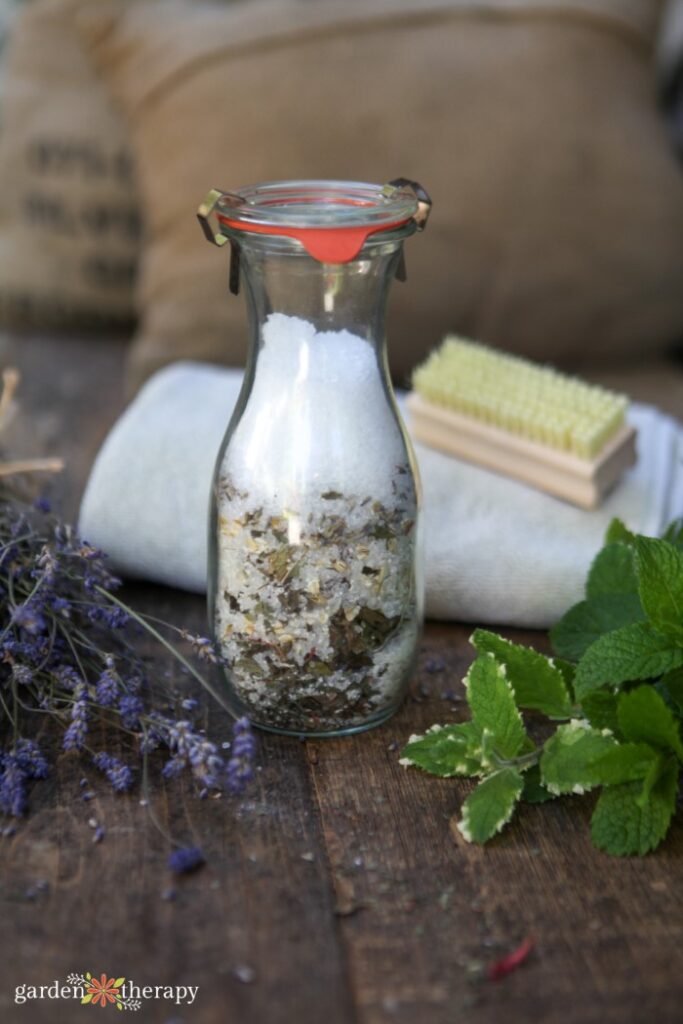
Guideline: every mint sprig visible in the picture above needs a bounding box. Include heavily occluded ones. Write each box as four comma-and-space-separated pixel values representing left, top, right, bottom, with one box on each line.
400, 519, 683, 856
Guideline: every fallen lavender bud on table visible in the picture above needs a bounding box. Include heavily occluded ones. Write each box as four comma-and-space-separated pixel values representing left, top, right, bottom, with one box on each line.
168, 846, 205, 874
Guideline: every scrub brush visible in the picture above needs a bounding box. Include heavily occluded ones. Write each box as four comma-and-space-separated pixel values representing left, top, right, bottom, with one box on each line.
407, 337, 636, 509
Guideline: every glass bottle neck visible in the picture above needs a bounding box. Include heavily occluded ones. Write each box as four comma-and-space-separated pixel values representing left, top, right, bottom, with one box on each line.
221, 235, 415, 527
238, 239, 404, 365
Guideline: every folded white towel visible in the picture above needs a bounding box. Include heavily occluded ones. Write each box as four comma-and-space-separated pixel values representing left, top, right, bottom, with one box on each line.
79, 362, 683, 629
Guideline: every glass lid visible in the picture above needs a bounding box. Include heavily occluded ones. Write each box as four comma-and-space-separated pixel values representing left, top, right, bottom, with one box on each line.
198, 178, 431, 265
214, 180, 420, 230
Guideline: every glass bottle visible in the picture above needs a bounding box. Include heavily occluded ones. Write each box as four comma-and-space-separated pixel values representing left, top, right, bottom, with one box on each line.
198, 179, 431, 736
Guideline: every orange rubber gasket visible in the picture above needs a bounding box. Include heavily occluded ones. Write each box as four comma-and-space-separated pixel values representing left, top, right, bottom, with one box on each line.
217, 214, 411, 264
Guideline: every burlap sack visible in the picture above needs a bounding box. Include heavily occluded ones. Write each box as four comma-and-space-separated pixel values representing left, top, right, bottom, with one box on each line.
80, 0, 683, 389
0, 0, 139, 330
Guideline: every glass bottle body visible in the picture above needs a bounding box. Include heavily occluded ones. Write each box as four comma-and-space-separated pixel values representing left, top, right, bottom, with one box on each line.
208, 230, 423, 736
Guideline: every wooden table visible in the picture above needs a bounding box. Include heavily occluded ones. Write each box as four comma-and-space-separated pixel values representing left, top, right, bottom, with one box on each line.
1, 334, 682, 1024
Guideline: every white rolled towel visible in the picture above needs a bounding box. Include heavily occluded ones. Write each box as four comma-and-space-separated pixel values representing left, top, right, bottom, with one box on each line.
79, 362, 683, 629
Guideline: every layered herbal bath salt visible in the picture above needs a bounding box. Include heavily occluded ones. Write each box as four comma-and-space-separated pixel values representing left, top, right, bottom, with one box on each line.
213, 314, 420, 732
199, 179, 430, 735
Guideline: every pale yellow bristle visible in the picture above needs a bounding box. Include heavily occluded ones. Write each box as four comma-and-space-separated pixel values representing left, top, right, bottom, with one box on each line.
412, 337, 628, 460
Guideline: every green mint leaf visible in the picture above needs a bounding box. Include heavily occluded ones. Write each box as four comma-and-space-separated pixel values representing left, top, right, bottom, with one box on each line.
471, 630, 573, 719
399, 722, 484, 777
635, 537, 683, 643
573, 622, 683, 699
589, 743, 659, 785
617, 685, 683, 761
550, 594, 645, 662
605, 518, 636, 547
540, 720, 616, 795
464, 654, 527, 759
662, 518, 683, 550
456, 768, 524, 843
636, 753, 667, 809
586, 542, 638, 599
580, 691, 620, 734
661, 666, 683, 715
554, 657, 576, 688
521, 764, 556, 804
590, 758, 678, 855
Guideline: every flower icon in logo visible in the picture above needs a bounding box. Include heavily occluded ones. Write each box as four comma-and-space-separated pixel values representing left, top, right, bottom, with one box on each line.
66, 972, 140, 1011
81, 973, 125, 1008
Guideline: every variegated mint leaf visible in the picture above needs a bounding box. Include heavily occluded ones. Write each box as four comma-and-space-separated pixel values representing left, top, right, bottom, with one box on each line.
471, 630, 573, 719
399, 722, 484, 777
540, 720, 616, 795
456, 768, 524, 844
464, 654, 527, 759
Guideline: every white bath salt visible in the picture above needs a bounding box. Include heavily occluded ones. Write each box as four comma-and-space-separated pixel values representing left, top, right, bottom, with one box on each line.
213, 313, 421, 733
224, 313, 408, 511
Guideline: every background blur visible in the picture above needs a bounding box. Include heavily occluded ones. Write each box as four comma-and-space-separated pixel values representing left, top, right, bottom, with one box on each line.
0, 0, 682, 412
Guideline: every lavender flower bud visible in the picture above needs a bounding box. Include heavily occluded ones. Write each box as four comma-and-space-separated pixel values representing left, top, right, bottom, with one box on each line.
12, 664, 33, 686
0, 756, 27, 816
227, 718, 255, 794
92, 752, 134, 792
168, 846, 205, 874
95, 669, 119, 707
15, 739, 48, 780
11, 601, 46, 636
63, 685, 89, 751
53, 665, 81, 691
118, 694, 143, 729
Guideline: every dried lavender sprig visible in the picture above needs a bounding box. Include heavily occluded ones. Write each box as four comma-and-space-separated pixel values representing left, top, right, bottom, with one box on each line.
0, 491, 255, 817
0, 375, 253, 820
94, 585, 232, 714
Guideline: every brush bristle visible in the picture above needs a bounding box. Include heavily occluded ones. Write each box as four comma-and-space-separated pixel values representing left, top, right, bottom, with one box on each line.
412, 337, 628, 460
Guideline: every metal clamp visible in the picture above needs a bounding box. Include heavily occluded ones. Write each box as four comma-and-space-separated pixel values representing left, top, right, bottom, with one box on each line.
197, 189, 244, 294
197, 188, 230, 247
197, 188, 247, 247
385, 178, 432, 231
383, 178, 432, 282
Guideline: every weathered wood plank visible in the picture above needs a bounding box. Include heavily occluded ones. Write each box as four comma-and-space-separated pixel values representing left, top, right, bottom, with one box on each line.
308, 629, 683, 1024
2, 332, 683, 1024
0, 632, 357, 1024
0, 333, 355, 1024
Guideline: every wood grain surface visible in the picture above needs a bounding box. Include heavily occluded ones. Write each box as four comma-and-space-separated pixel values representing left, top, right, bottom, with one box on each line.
0, 333, 682, 1024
